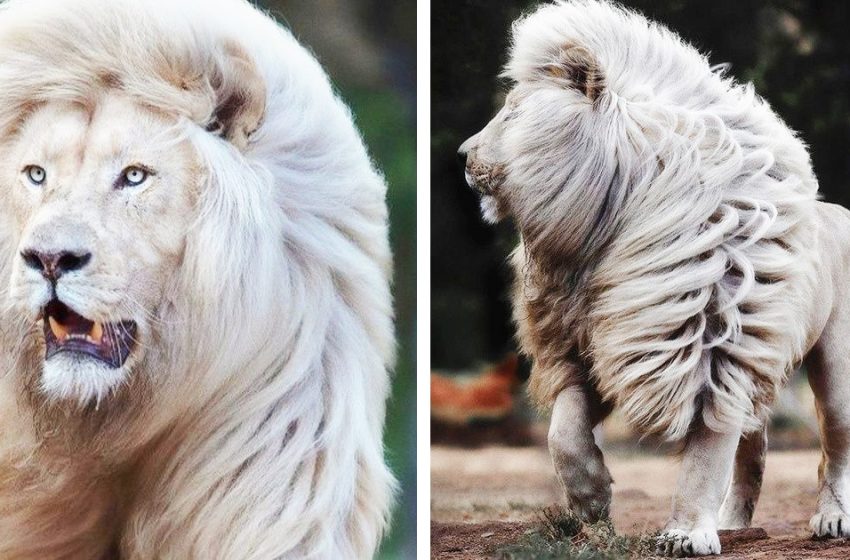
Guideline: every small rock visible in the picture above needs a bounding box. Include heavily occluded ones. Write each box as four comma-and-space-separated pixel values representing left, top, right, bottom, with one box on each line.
719, 527, 770, 547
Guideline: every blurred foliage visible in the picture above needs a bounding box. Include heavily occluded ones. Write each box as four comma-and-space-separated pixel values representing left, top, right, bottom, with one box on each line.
348, 90, 417, 559
431, 0, 850, 369
258, 1, 416, 557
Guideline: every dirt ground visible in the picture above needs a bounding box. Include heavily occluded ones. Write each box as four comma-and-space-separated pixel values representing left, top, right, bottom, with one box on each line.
431, 445, 850, 559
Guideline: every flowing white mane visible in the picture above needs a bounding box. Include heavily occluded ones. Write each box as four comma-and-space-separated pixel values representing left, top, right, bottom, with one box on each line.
0, 0, 394, 557
508, 1, 818, 440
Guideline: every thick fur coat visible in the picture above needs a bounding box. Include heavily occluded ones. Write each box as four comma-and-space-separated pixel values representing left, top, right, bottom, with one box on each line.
0, 0, 395, 558
502, 1, 818, 440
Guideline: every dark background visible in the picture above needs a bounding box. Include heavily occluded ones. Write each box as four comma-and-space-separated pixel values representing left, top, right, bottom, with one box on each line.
431, 0, 850, 371
257, 2, 416, 557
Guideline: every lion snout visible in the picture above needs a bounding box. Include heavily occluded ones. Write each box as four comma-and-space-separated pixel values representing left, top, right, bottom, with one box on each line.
19, 211, 100, 280
458, 135, 483, 188
458, 135, 506, 195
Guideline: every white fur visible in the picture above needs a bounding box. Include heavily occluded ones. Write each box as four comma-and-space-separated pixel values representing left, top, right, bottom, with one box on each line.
40, 353, 127, 403
488, 0, 818, 439
0, 0, 395, 558
463, 2, 850, 555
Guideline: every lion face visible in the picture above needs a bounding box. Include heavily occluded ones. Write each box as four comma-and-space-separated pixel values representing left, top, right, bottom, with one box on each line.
458, 91, 519, 224
459, 83, 595, 232
4, 94, 199, 403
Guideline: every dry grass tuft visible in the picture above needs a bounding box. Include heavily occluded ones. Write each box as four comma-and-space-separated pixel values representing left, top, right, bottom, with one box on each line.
496, 505, 658, 560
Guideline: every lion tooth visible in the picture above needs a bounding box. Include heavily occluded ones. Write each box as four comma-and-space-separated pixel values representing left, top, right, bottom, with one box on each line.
48, 316, 68, 342
91, 321, 103, 343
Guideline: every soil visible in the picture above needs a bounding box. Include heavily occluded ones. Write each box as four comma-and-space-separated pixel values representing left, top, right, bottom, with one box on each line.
431, 445, 850, 559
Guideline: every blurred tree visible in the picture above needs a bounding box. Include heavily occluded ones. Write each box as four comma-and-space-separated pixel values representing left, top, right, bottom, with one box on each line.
431, 0, 850, 370
432, 0, 533, 369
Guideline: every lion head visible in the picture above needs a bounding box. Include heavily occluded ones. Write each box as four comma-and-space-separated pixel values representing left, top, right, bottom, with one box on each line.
0, 1, 393, 557
0, 16, 267, 407
459, 31, 615, 261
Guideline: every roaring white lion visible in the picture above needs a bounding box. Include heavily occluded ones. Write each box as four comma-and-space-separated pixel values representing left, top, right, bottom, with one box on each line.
0, 0, 395, 557
460, 0, 850, 556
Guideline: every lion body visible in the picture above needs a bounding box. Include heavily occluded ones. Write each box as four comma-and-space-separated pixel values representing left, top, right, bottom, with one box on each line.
505, 0, 820, 441
460, 0, 850, 554
0, 0, 394, 558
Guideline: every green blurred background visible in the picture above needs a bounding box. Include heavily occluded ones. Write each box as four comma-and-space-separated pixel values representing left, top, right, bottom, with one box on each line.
432, 0, 850, 372
256, 1, 416, 557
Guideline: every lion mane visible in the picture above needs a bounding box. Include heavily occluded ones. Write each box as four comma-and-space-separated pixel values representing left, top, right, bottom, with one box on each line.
507, 1, 818, 441
0, 0, 394, 558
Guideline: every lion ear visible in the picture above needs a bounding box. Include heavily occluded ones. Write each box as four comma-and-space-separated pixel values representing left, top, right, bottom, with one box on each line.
206, 41, 267, 150
541, 43, 605, 101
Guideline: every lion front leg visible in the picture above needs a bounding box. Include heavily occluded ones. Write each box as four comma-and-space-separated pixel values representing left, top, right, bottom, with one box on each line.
548, 385, 613, 523
656, 421, 741, 557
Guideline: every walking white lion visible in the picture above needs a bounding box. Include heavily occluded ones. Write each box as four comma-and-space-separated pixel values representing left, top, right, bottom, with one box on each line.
0, 0, 394, 557
460, 0, 850, 556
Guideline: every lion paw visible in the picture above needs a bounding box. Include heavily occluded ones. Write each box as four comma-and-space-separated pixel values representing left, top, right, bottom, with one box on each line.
655, 528, 720, 557
567, 486, 611, 523
810, 510, 850, 538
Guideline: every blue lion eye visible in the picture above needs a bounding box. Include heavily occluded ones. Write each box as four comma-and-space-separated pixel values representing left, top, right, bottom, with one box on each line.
118, 166, 150, 188
24, 165, 46, 186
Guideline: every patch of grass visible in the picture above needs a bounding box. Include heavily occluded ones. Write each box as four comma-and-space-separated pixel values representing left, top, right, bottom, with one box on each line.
496, 505, 658, 560
539, 505, 583, 541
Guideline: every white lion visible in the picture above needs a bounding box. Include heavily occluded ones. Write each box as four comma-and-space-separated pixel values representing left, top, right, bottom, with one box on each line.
460, 0, 850, 556
0, 0, 395, 558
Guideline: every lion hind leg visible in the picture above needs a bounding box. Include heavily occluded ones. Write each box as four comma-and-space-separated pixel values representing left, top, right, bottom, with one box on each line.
806, 335, 850, 538
718, 425, 767, 529
548, 383, 613, 523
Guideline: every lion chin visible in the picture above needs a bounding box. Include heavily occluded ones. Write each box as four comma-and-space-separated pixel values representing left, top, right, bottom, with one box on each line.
462, 0, 850, 557
478, 194, 502, 223
41, 353, 130, 404
0, 0, 395, 558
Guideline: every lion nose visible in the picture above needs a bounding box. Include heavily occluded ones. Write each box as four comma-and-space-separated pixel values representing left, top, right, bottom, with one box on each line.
457, 145, 468, 165
457, 138, 472, 166
20, 249, 92, 282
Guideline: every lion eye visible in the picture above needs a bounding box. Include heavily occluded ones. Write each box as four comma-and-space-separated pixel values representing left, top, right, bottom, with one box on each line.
119, 166, 149, 188
24, 165, 46, 186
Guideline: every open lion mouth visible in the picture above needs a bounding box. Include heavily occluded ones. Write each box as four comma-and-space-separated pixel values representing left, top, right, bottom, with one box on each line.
42, 299, 137, 368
